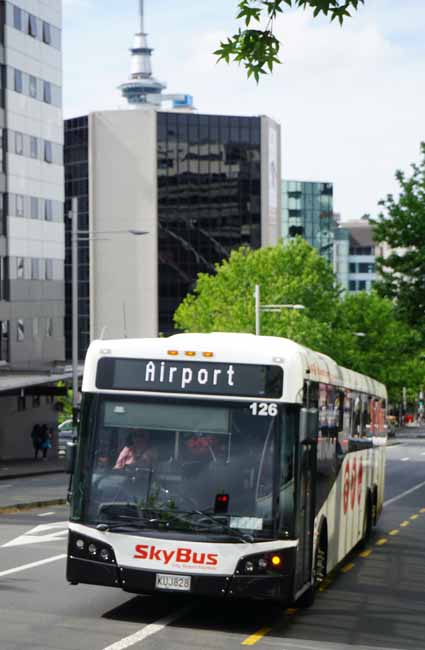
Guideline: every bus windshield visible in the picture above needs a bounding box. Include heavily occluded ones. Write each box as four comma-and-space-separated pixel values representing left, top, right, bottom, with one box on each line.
76, 396, 295, 541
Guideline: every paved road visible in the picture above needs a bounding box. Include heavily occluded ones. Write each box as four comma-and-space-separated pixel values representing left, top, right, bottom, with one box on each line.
0, 473, 68, 509
0, 439, 424, 650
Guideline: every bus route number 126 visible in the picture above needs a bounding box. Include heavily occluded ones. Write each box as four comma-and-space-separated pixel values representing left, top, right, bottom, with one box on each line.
249, 402, 278, 416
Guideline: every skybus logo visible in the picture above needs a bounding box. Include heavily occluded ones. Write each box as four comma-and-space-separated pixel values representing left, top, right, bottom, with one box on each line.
134, 544, 219, 566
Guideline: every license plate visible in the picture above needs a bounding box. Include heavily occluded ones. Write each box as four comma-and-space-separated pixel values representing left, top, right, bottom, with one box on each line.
155, 573, 191, 592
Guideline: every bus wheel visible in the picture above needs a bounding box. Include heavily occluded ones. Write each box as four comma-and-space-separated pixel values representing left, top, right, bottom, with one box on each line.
361, 496, 373, 544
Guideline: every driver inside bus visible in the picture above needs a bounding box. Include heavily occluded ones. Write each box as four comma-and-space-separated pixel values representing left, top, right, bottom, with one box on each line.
114, 429, 156, 469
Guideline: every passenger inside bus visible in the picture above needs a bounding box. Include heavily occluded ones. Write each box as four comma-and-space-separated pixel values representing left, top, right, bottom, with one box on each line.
114, 429, 156, 469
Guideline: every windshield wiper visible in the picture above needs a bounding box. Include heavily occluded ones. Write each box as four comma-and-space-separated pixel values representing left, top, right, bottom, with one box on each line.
96, 515, 159, 532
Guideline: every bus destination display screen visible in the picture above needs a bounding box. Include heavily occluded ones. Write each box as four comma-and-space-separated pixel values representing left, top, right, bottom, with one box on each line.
96, 358, 283, 398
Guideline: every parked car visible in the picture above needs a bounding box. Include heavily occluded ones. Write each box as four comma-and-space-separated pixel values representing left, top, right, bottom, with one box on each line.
57, 419, 74, 456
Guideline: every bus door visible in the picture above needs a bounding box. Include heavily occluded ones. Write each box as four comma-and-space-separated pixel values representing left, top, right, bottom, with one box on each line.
294, 409, 318, 595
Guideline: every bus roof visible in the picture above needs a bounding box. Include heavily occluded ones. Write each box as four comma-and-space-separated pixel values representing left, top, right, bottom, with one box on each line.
83, 332, 387, 402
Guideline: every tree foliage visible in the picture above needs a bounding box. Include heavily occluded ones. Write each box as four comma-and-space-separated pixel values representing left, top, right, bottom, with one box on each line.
330, 291, 422, 402
215, 0, 364, 80
174, 238, 340, 350
174, 240, 422, 404
370, 142, 425, 333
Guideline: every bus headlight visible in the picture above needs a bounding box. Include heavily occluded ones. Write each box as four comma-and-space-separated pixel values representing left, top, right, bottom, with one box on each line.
235, 551, 286, 576
68, 531, 117, 565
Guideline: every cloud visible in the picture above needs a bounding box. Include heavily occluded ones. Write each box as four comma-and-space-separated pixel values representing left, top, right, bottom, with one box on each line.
63, 1, 425, 220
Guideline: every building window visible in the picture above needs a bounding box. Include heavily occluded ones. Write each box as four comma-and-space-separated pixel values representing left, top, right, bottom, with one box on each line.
46, 258, 53, 280
45, 199, 53, 221
13, 5, 22, 30
28, 13, 38, 38
17, 319, 25, 341
15, 132, 24, 155
31, 258, 39, 280
0, 321, 9, 362
29, 75, 37, 99
349, 262, 356, 273
43, 81, 52, 104
44, 140, 53, 163
358, 280, 366, 290
359, 262, 375, 273
16, 194, 24, 217
32, 395, 40, 408
30, 197, 39, 219
42, 21, 52, 45
30, 136, 38, 159
14, 69, 23, 93
47, 317, 53, 337
349, 280, 356, 291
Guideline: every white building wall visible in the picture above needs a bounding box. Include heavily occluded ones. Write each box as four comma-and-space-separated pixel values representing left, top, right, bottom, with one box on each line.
89, 109, 158, 341
260, 116, 282, 246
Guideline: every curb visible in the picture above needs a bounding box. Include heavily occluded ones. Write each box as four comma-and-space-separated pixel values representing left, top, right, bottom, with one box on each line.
0, 469, 65, 481
0, 498, 67, 515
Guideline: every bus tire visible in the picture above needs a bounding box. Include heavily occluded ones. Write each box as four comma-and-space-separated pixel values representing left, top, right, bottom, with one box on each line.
360, 494, 373, 546
296, 527, 327, 609
371, 485, 378, 525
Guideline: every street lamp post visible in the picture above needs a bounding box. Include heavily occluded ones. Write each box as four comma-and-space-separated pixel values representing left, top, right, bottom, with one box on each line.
68, 197, 148, 426
254, 284, 305, 336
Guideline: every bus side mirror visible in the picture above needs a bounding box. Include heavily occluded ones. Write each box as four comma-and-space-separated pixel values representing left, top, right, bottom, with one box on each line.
65, 441, 77, 474
300, 407, 319, 444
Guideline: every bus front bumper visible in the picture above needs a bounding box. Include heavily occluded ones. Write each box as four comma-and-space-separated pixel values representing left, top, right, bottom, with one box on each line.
67, 556, 294, 602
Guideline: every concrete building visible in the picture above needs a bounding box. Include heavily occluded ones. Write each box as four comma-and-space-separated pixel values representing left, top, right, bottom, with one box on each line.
282, 180, 336, 265
64, 109, 281, 357
0, 1, 67, 460
334, 218, 380, 292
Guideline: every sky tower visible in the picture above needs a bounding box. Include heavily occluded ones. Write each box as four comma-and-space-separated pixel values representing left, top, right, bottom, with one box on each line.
119, 0, 166, 108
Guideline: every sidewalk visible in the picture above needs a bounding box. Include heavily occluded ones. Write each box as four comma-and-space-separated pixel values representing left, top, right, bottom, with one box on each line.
0, 456, 65, 481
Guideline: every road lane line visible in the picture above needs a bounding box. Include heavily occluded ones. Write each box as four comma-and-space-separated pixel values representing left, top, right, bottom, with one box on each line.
400, 457, 409, 462
37, 511, 55, 517
0, 484, 12, 489
420, 508, 425, 513
400, 521, 410, 527
376, 538, 388, 546
410, 514, 419, 520
102, 604, 194, 650
341, 563, 355, 573
0, 554, 66, 578
242, 626, 273, 646
384, 480, 425, 507
359, 549, 373, 557
389, 529, 399, 536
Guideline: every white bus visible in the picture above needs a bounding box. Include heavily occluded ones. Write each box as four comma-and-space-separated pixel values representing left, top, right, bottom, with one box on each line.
66, 333, 387, 604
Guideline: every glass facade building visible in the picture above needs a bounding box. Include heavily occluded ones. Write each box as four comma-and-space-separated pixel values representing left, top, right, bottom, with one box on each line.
282, 180, 335, 263
64, 116, 89, 360
157, 112, 262, 334
65, 112, 265, 357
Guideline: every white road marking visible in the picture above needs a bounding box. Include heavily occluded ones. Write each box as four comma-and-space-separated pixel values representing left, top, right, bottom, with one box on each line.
384, 480, 425, 507
0, 484, 12, 489
101, 605, 194, 650
421, 452, 425, 456
2, 521, 68, 547
0, 554, 66, 578
400, 457, 409, 461
37, 511, 56, 517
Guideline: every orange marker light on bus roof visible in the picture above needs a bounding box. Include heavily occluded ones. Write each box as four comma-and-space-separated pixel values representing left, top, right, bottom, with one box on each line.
202, 352, 214, 358
271, 555, 282, 567
167, 350, 179, 356
185, 351, 196, 357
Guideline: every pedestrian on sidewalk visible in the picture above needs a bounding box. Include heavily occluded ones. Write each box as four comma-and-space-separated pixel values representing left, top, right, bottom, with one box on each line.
39, 424, 52, 460
31, 424, 42, 460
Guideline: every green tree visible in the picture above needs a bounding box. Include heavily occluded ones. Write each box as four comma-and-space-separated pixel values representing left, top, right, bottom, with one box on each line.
174, 238, 341, 350
370, 142, 425, 333
331, 291, 422, 402
215, 0, 364, 80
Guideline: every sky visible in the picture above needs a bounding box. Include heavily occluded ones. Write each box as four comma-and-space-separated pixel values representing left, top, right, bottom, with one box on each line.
62, 0, 425, 221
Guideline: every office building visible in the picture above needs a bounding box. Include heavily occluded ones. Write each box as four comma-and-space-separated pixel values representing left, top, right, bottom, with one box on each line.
282, 180, 336, 264
334, 219, 378, 292
64, 109, 281, 358
0, 1, 67, 460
